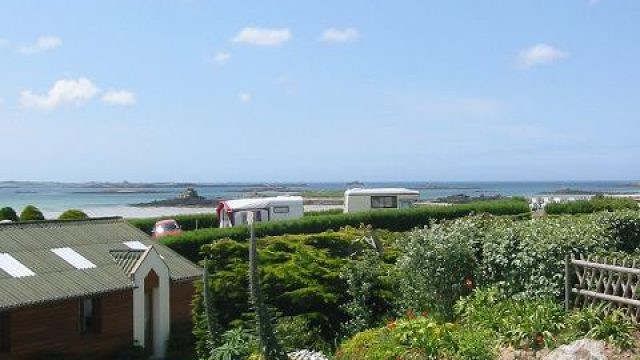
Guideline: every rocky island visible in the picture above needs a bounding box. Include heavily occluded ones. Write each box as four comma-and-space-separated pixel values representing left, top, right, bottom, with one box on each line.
131, 187, 220, 208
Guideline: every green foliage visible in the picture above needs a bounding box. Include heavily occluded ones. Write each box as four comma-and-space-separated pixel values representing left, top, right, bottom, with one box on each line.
304, 209, 343, 216
336, 314, 496, 360
335, 328, 406, 360
394, 211, 639, 317
275, 315, 330, 353
545, 195, 638, 215
340, 246, 390, 338
128, 213, 218, 234
455, 288, 565, 350
20, 205, 45, 221
162, 199, 530, 261
566, 306, 636, 349
58, 209, 88, 220
248, 223, 288, 360
395, 216, 485, 319
0, 207, 19, 222
210, 327, 257, 360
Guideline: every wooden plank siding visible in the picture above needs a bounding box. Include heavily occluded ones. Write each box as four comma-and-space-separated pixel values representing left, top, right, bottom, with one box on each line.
170, 280, 195, 327
0, 280, 195, 360
2, 290, 133, 360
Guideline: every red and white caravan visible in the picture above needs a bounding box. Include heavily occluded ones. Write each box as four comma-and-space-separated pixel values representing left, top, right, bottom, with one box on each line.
216, 196, 304, 228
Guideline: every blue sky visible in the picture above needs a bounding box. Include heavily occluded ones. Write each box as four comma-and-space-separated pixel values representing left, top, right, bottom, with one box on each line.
0, 0, 638, 182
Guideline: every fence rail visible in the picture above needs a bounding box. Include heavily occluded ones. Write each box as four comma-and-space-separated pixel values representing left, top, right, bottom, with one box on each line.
565, 254, 640, 322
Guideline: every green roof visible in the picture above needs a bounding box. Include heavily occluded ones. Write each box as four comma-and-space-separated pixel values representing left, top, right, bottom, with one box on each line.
0, 217, 202, 311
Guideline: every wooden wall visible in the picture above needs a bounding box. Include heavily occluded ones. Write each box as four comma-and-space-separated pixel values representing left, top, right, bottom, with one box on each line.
3, 291, 133, 360
170, 280, 195, 327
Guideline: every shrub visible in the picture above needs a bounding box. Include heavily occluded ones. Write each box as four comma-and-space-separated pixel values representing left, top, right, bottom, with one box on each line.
162, 199, 531, 261
395, 216, 482, 319
58, 209, 89, 220
305, 209, 343, 216
455, 288, 565, 350
567, 306, 636, 349
545, 195, 638, 215
20, 205, 44, 221
0, 207, 19, 222
335, 328, 405, 360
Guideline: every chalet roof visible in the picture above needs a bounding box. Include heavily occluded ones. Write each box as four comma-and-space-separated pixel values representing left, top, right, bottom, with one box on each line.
0, 217, 202, 311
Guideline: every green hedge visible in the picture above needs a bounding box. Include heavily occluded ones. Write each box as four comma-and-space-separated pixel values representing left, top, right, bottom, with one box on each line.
128, 213, 218, 234
162, 199, 531, 261
545, 196, 638, 215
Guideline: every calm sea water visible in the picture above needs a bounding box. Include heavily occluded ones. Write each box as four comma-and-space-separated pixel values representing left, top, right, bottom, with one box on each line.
1, 181, 638, 215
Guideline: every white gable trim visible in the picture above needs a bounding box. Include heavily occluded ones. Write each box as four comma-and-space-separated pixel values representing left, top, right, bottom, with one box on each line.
131, 246, 170, 359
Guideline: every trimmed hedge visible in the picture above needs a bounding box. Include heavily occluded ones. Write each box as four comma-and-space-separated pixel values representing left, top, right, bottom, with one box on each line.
161, 199, 531, 261
545, 196, 638, 215
128, 213, 218, 234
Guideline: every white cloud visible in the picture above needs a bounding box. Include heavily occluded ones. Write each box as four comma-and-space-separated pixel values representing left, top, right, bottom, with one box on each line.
20, 77, 99, 110
238, 92, 252, 103
320, 28, 359, 43
518, 43, 568, 68
19, 35, 62, 54
213, 51, 232, 64
102, 90, 136, 105
232, 27, 291, 47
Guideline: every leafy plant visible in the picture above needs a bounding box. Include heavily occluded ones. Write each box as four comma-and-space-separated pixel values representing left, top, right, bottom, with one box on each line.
210, 327, 257, 360
20, 205, 44, 221
545, 195, 638, 215
0, 207, 18, 222
58, 209, 89, 220
567, 306, 636, 349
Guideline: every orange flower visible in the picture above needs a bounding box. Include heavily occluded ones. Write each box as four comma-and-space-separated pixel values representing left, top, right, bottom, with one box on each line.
463, 276, 474, 289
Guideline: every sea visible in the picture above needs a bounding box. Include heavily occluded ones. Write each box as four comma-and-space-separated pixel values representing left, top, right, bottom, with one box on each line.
1, 181, 638, 219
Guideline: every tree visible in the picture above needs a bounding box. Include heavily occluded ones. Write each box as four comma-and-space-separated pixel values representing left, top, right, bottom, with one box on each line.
58, 209, 89, 220
20, 205, 45, 221
0, 207, 19, 222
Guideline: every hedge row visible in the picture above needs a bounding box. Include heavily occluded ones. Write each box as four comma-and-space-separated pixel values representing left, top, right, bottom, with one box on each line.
545, 195, 638, 215
161, 199, 531, 261
128, 213, 218, 234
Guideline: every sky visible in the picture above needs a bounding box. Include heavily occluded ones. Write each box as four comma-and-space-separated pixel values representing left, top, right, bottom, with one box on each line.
0, 0, 638, 182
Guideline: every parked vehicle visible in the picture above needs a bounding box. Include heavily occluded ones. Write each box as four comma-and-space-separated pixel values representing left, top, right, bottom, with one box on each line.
216, 196, 304, 228
151, 219, 182, 238
344, 188, 420, 213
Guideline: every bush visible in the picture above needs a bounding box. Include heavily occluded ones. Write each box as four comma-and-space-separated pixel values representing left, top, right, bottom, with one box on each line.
162, 199, 531, 261
0, 207, 19, 222
20, 205, 45, 221
128, 213, 218, 234
58, 209, 89, 220
566, 306, 636, 349
455, 288, 565, 349
336, 314, 496, 360
545, 195, 638, 215
394, 211, 640, 316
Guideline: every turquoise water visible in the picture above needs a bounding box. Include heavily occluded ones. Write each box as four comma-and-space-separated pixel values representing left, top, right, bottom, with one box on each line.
1, 181, 638, 214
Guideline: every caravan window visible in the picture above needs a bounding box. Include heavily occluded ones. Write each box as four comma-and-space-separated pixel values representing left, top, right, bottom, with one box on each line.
371, 196, 397, 209
273, 206, 290, 214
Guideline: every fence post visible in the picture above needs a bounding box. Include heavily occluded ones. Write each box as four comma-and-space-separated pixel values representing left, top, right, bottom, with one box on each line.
565, 254, 571, 312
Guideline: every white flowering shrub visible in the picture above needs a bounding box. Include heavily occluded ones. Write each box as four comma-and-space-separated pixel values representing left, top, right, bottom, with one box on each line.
395, 211, 640, 317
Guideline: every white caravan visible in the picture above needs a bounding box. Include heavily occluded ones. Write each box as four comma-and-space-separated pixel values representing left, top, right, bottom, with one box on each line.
216, 196, 304, 228
344, 188, 420, 213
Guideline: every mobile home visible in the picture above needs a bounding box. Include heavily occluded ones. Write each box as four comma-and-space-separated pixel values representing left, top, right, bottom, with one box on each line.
344, 188, 420, 213
216, 196, 304, 228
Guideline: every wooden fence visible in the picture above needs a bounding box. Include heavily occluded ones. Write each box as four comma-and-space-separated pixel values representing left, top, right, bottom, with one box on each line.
565, 254, 640, 322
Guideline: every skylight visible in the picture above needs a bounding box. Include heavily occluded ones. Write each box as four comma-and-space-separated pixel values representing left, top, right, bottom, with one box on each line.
123, 241, 149, 250
0, 253, 36, 278
51, 247, 97, 270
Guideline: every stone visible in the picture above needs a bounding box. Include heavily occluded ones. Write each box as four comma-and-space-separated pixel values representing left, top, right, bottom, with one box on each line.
543, 339, 606, 360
